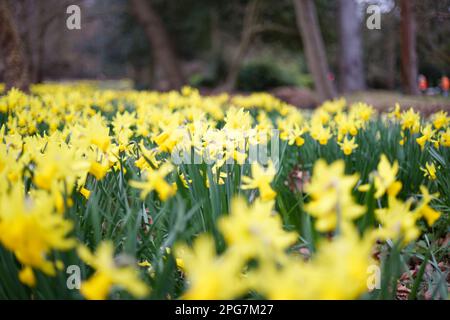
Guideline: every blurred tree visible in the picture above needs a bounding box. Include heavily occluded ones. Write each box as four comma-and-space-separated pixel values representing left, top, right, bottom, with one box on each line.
384, 8, 397, 90
416, 0, 450, 84
338, 0, 365, 93
0, 0, 29, 91
130, 0, 185, 89
221, 0, 300, 91
360, 1, 398, 90
400, 0, 419, 95
293, 0, 336, 101
1, 0, 447, 96
223, 0, 261, 91
14, 0, 72, 83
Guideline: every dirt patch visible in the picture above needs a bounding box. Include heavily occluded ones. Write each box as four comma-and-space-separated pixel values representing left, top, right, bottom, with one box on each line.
270, 87, 318, 109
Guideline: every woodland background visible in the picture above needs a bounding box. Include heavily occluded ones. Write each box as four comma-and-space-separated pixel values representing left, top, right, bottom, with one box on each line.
0, 0, 449, 108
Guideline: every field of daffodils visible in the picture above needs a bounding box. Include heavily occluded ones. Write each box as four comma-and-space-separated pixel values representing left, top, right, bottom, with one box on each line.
0, 83, 448, 300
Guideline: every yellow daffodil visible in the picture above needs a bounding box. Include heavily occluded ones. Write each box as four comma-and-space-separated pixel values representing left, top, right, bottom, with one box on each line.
174, 235, 247, 299
400, 108, 421, 134
218, 197, 297, 260
338, 136, 358, 155
0, 184, 76, 283
135, 141, 160, 170
388, 103, 401, 120
440, 128, 450, 147
79, 186, 91, 199
350, 102, 375, 123
89, 161, 110, 180
224, 107, 253, 131
309, 123, 332, 145
420, 162, 437, 180
373, 154, 402, 198
432, 111, 449, 129
18, 266, 36, 287
414, 186, 441, 226
375, 196, 420, 245
280, 123, 305, 146
129, 162, 176, 201
304, 160, 364, 232
249, 223, 375, 300
335, 113, 358, 138
241, 161, 277, 201
416, 124, 436, 150
78, 242, 149, 300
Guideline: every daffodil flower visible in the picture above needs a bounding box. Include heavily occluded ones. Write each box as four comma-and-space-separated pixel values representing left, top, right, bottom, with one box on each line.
338, 136, 358, 155
130, 162, 176, 201
78, 242, 149, 300
241, 161, 277, 201
420, 162, 437, 180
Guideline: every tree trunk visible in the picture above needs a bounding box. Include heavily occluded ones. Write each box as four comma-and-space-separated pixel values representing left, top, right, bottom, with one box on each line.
223, 0, 260, 92
130, 0, 185, 90
0, 0, 30, 92
400, 0, 419, 95
338, 0, 365, 93
385, 13, 396, 90
293, 0, 336, 101
34, 0, 46, 83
